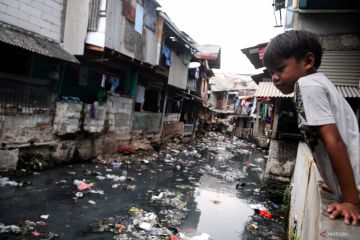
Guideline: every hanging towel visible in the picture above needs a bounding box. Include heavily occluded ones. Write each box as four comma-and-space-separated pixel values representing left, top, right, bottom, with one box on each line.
101, 74, 106, 88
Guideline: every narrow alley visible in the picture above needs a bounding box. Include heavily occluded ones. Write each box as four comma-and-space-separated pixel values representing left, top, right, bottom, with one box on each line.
0, 133, 286, 240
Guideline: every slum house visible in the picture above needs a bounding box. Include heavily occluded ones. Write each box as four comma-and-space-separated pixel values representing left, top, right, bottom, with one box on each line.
184, 44, 221, 135
60, 0, 208, 155
0, 0, 209, 171
208, 73, 257, 136
241, 43, 301, 147
0, 0, 80, 171
156, 11, 200, 141
54, 0, 168, 159
271, 1, 360, 239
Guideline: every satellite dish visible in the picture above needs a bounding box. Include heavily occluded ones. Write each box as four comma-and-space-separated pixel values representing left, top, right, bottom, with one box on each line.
188, 62, 201, 69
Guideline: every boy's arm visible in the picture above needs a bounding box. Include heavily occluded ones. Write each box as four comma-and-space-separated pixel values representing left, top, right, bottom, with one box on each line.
318, 124, 360, 225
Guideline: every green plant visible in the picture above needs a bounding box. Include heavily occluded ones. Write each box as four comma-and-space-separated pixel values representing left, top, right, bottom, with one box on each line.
290, 230, 300, 240
281, 184, 292, 213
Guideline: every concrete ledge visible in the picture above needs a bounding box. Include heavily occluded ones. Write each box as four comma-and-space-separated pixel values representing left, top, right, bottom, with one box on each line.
289, 142, 360, 240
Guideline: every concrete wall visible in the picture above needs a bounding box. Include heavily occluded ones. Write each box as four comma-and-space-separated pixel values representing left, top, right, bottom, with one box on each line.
320, 34, 360, 51
132, 112, 161, 132
293, 12, 360, 36
106, 95, 133, 134
289, 143, 360, 240
62, 0, 89, 55
263, 140, 298, 182
53, 102, 82, 135
0, 0, 64, 41
83, 102, 107, 133
0, 149, 19, 171
163, 113, 180, 122
0, 114, 54, 146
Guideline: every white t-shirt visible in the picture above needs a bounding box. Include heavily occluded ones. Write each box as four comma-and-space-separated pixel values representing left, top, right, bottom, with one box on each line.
294, 72, 360, 200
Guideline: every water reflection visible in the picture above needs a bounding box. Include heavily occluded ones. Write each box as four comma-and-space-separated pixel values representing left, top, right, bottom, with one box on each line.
182, 173, 253, 240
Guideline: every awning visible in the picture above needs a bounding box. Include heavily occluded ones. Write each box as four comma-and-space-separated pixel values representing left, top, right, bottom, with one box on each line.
255, 82, 360, 99
241, 43, 268, 69
0, 21, 79, 63
336, 86, 360, 98
255, 82, 293, 98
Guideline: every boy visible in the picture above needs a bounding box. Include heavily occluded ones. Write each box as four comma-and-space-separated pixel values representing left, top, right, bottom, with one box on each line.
263, 30, 360, 225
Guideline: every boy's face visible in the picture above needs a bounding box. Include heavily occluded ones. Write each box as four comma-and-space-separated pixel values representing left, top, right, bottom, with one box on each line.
268, 57, 309, 94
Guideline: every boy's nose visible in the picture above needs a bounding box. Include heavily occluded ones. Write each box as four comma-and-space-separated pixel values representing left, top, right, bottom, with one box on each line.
272, 74, 280, 82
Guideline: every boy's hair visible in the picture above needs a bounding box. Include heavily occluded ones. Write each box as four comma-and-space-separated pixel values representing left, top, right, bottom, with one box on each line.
263, 30, 323, 70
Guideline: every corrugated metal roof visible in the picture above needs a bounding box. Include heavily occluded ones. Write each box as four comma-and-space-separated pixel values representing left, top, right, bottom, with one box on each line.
255, 82, 293, 98
319, 51, 360, 87
255, 82, 360, 99
194, 44, 221, 60
336, 86, 360, 98
194, 44, 221, 69
158, 11, 198, 52
0, 21, 79, 63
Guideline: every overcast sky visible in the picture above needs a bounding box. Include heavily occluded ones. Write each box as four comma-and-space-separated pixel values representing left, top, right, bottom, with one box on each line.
156, 0, 284, 74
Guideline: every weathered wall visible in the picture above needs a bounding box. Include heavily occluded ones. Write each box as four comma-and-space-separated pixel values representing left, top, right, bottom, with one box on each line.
105, 0, 158, 65
183, 124, 194, 136
294, 12, 360, 36
52, 140, 77, 162
0, 0, 64, 41
106, 95, 133, 134
168, 52, 188, 90
132, 112, 161, 132
289, 143, 360, 240
83, 102, 107, 133
0, 149, 19, 171
0, 114, 54, 146
62, 0, 90, 55
163, 113, 180, 122
53, 102, 82, 135
162, 121, 184, 141
320, 34, 360, 50
263, 140, 298, 183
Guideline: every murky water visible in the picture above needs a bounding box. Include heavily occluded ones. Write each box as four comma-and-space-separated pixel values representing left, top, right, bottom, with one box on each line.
0, 133, 286, 239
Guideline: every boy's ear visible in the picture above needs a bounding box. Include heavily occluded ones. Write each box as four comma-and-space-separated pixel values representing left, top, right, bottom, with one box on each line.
304, 52, 315, 70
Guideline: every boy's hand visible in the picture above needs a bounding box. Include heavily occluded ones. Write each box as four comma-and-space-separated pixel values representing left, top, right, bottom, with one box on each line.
327, 202, 360, 225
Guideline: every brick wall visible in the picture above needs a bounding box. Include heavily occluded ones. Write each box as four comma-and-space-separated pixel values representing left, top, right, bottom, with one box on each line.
162, 121, 184, 141
0, 0, 64, 41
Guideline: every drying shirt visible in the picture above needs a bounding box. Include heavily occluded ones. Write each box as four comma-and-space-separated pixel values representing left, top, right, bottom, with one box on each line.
135, 85, 145, 103
294, 72, 360, 201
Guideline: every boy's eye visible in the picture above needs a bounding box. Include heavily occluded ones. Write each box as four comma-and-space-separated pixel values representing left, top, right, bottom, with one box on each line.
276, 66, 285, 72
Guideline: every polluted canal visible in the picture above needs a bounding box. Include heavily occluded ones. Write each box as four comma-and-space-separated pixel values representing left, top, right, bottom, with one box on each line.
0, 133, 286, 240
